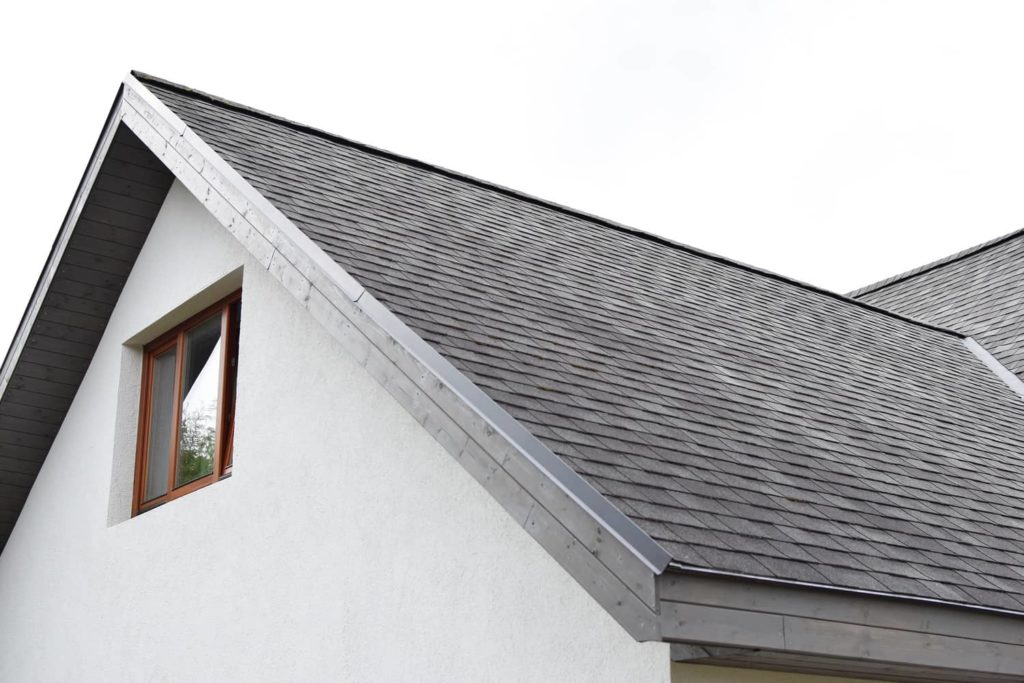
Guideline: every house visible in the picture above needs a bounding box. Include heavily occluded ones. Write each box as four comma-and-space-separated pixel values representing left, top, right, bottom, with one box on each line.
1, 72, 1024, 682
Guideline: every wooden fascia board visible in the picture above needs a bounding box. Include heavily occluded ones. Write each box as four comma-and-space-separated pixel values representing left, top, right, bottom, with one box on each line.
659, 570, 1024, 680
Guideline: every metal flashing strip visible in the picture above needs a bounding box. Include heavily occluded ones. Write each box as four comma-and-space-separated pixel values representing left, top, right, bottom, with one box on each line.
965, 337, 1024, 402
119, 76, 671, 582
0, 88, 126, 397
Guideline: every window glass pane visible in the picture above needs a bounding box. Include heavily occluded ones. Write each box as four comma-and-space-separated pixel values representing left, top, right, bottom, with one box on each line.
175, 314, 222, 488
144, 347, 177, 501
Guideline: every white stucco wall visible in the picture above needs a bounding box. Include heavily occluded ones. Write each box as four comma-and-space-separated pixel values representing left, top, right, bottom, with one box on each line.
0, 182, 672, 682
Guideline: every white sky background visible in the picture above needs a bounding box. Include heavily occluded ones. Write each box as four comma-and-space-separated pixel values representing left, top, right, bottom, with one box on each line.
3, 1, 1024, 353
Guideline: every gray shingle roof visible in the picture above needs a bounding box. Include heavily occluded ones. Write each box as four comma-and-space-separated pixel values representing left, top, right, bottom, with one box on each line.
142, 75, 1024, 612
852, 228, 1024, 380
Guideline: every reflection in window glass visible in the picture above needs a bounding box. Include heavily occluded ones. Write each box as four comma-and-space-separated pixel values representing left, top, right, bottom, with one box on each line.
144, 347, 177, 501
175, 315, 222, 488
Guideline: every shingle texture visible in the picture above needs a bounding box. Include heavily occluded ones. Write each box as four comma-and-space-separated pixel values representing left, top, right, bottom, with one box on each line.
852, 229, 1024, 380
144, 77, 1024, 611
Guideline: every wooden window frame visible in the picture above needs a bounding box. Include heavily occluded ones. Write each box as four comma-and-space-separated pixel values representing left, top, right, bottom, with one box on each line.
132, 290, 241, 516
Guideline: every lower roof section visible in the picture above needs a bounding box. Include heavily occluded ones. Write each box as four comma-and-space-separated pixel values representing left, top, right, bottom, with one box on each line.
0, 118, 173, 551
853, 227, 1024, 381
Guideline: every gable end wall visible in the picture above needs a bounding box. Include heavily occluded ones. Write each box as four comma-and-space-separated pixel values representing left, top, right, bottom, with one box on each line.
0, 181, 669, 682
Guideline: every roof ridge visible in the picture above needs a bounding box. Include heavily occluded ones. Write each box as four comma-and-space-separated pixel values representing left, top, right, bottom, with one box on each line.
849, 225, 1024, 299
132, 71, 965, 340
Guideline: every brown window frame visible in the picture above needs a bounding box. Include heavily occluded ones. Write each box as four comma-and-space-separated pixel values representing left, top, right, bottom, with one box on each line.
132, 290, 241, 516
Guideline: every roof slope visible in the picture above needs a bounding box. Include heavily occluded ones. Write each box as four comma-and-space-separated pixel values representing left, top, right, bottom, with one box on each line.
852, 228, 1024, 379
142, 75, 1024, 611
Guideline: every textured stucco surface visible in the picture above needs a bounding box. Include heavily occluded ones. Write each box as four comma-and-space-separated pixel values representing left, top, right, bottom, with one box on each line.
672, 664, 888, 683
0, 182, 670, 682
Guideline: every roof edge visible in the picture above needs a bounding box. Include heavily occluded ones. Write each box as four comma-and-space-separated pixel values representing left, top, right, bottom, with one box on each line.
849, 225, 1024, 299
130, 71, 966, 341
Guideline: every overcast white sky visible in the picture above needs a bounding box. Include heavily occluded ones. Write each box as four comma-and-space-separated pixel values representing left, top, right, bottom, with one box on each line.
3, 1, 1024, 353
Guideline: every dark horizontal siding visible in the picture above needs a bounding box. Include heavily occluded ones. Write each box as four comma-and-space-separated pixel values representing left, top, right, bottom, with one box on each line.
0, 123, 173, 551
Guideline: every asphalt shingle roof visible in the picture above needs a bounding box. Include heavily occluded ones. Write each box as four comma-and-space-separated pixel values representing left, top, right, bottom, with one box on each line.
852, 228, 1024, 380
143, 76, 1024, 611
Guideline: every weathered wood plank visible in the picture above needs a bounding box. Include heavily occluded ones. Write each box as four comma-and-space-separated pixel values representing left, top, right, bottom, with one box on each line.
0, 399, 66, 425
0, 469, 36, 489
0, 509, 20, 525
104, 139, 169, 169
782, 613, 1024, 675
661, 593, 1024, 679
75, 218, 152, 248
7, 375, 78, 400
12, 362, 83, 390
98, 157, 176, 189
0, 496, 27, 513
91, 172, 171, 204
670, 643, 756, 661
36, 305, 109, 334
79, 203, 154, 232
53, 262, 127, 292
85, 188, 163, 219
18, 349, 90, 375
45, 279, 120, 309
61, 247, 134, 277
0, 415, 60, 438
26, 333, 97, 361
0, 455, 45, 475
659, 572, 1024, 646
692, 652, 1018, 683
0, 443, 47, 463
29, 320, 103, 348
660, 602, 786, 649
66, 233, 142, 264
0, 388, 71, 413
0, 428, 54, 451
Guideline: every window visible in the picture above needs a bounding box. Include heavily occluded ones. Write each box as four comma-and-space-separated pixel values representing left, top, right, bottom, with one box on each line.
133, 291, 241, 514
